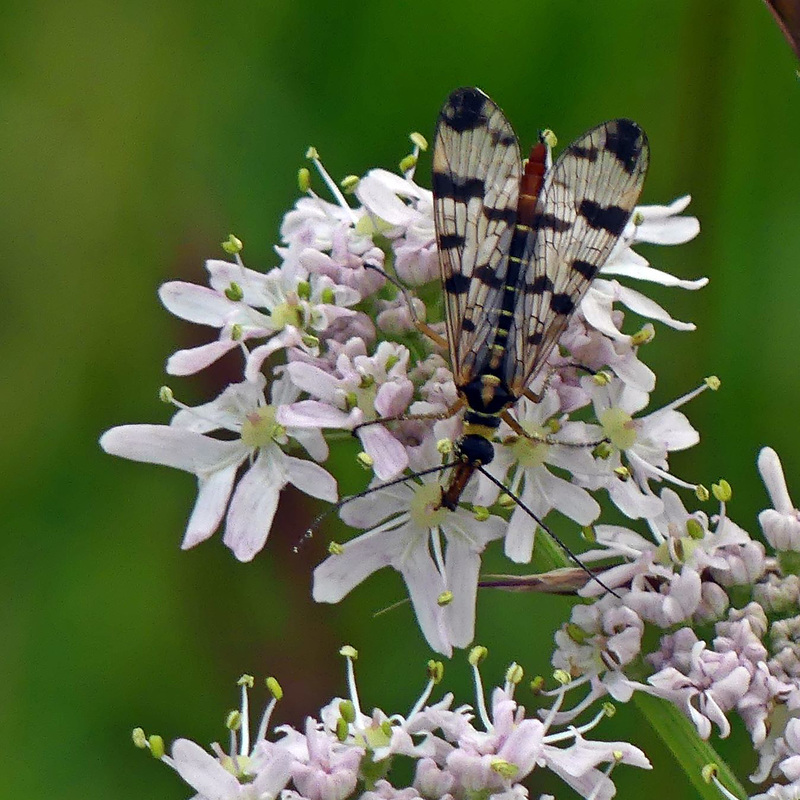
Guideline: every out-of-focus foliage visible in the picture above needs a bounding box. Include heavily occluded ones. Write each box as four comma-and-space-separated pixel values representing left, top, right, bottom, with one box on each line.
2, 1, 799, 797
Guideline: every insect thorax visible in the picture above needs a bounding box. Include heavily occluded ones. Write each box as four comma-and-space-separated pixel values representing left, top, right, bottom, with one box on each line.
454, 432, 495, 468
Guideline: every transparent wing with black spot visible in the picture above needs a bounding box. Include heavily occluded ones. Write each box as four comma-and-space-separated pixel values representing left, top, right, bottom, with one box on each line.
432, 87, 521, 386
504, 119, 649, 394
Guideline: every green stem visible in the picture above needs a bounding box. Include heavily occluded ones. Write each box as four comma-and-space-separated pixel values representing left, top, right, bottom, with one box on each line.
633, 693, 748, 800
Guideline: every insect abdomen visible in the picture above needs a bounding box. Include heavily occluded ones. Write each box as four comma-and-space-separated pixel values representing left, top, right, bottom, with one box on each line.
516, 142, 547, 227
483, 143, 549, 376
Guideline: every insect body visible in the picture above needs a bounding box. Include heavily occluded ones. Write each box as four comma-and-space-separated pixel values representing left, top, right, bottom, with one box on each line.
432, 87, 649, 510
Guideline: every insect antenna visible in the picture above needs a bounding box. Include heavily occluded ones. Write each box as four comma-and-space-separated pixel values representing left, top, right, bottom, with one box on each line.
296, 462, 453, 552
474, 464, 619, 598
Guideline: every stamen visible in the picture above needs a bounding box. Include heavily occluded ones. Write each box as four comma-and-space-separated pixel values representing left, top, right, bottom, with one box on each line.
340, 645, 363, 720
255, 677, 282, 745
237, 674, 253, 757
406, 660, 442, 720
468, 646, 492, 730
306, 146, 358, 224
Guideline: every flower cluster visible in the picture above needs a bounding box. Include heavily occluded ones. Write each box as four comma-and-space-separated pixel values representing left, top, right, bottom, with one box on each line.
540, 446, 800, 799
137, 647, 650, 800
100, 136, 706, 656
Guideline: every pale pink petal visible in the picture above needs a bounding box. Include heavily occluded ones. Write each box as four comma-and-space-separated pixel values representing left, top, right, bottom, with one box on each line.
182, 463, 238, 549
290, 427, 330, 462
223, 451, 285, 561
286, 362, 342, 402
206, 259, 271, 305
170, 739, 241, 800
166, 340, 241, 376
284, 456, 338, 502
339, 484, 410, 528
357, 424, 408, 480
374, 379, 414, 417
172, 379, 265, 433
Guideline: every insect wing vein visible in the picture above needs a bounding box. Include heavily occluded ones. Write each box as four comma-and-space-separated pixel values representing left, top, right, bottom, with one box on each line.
505, 119, 650, 394
432, 87, 521, 385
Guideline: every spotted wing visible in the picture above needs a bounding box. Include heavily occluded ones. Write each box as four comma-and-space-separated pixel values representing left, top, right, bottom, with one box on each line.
432, 87, 521, 385
505, 119, 649, 394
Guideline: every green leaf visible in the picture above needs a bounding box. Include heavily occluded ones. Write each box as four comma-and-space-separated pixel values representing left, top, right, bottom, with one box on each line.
633, 692, 748, 800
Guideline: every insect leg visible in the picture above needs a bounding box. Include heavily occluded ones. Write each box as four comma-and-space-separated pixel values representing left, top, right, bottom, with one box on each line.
475, 464, 619, 598
500, 409, 607, 449
352, 396, 465, 436
363, 262, 448, 348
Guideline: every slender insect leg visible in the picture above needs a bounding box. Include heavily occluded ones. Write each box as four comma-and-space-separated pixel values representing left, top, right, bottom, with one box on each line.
522, 388, 544, 404
563, 362, 600, 376
352, 396, 466, 435
363, 262, 449, 349
500, 408, 607, 449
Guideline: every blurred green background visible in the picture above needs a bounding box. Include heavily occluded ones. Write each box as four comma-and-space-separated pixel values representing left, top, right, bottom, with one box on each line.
2, 0, 800, 797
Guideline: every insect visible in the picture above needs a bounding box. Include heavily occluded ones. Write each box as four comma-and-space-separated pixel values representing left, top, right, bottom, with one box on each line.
432, 86, 649, 511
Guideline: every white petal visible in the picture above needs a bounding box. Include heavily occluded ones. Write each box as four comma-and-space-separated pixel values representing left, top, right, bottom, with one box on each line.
441, 537, 479, 648
542, 470, 600, 525
636, 195, 693, 218
758, 447, 795, 513
615, 285, 696, 331
398, 538, 453, 655
607, 477, 664, 519
635, 215, 700, 245
170, 739, 241, 800
285, 456, 338, 502
159, 282, 233, 326
643, 409, 698, 451
244, 329, 303, 381
612, 353, 656, 393
504, 480, 548, 564
602, 259, 708, 289
223, 452, 285, 561
182, 463, 238, 549
286, 362, 341, 401
581, 290, 630, 342
100, 425, 243, 473
278, 400, 360, 430
313, 526, 404, 602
